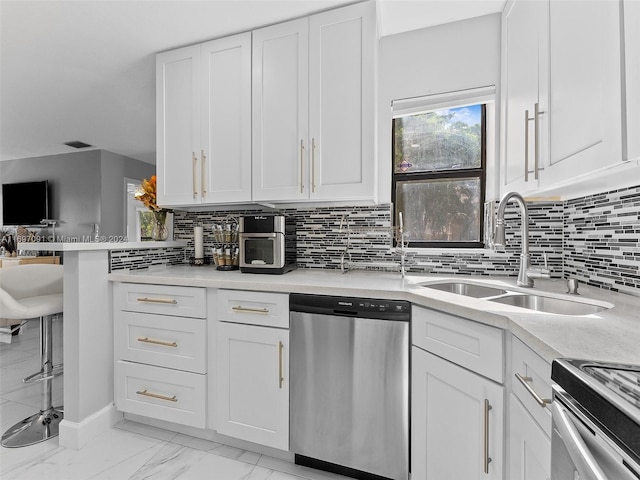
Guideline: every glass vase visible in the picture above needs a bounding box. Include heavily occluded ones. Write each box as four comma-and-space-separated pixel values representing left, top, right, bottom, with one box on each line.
151, 210, 169, 241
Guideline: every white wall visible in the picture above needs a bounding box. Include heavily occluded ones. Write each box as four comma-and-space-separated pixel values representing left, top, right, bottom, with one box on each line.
377, 13, 502, 204
100, 150, 154, 237
1, 151, 102, 237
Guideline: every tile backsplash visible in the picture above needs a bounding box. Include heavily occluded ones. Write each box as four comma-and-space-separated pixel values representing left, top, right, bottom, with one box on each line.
173, 202, 565, 278
169, 183, 640, 296
564, 185, 640, 295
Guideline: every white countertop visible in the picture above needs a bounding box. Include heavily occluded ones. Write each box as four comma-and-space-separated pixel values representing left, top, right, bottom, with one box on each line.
19, 241, 187, 251
108, 266, 640, 365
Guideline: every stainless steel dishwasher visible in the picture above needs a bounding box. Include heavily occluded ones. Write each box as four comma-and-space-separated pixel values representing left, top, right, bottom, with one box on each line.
290, 293, 410, 480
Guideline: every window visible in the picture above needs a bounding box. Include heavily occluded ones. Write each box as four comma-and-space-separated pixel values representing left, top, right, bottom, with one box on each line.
392, 89, 492, 249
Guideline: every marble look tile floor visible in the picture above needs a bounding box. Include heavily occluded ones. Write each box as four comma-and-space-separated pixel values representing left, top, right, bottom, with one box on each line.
0, 320, 348, 480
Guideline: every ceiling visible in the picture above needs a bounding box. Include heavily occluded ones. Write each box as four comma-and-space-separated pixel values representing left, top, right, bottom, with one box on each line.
0, 0, 505, 165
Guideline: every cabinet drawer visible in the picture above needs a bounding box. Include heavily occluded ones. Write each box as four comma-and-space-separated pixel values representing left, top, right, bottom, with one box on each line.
412, 306, 504, 383
115, 311, 206, 374
217, 289, 289, 328
510, 335, 552, 436
115, 283, 206, 318
115, 360, 206, 428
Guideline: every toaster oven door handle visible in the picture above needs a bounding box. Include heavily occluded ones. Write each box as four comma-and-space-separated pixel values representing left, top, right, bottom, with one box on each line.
552, 401, 608, 480
239, 233, 278, 238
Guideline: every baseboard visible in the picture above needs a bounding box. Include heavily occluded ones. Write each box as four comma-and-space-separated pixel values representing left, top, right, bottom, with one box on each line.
59, 403, 123, 450
123, 412, 293, 462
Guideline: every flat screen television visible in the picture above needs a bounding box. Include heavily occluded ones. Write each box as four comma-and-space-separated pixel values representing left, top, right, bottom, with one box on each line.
2, 180, 50, 226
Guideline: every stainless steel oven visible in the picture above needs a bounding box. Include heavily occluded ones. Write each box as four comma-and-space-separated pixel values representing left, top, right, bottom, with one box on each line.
551, 359, 640, 480
239, 215, 296, 274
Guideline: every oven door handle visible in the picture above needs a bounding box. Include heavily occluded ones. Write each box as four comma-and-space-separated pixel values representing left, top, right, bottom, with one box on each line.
552, 401, 609, 480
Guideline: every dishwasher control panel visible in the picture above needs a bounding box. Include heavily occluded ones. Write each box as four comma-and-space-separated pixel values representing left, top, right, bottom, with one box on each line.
290, 293, 410, 320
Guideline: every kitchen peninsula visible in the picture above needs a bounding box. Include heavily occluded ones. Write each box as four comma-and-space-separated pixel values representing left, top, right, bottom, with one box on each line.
17, 241, 185, 449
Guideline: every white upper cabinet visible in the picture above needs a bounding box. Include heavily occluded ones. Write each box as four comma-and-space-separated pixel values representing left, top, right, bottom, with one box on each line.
252, 1, 375, 203
624, 0, 640, 163
501, 0, 548, 195
501, 0, 626, 196
158, 2, 375, 206
309, 3, 375, 201
156, 45, 202, 206
544, 0, 623, 180
201, 34, 252, 204
156, 33, 252, 207
252, 18, 309, 202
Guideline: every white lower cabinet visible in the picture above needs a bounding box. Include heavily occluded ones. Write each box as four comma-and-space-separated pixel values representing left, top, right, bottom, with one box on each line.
508, 394, 551, 480
216, 290, 289, 451
508, 336, 552, 480
115, 361, 206, 428
412, 348, 504, 479
411, 306, 505, 480
113, 282, 208, 429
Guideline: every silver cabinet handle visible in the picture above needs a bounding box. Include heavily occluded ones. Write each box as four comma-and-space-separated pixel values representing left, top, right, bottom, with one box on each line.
137, 336, 178, 348
533, 102, 544, 180
231, 306, 269, 314
515, 373, 551, 408
136, 389, 177, 403
201, 149, 207, 198
483, 399, 492, 474
525, 104, 545, 182
192, 152, 198, 196
552, 402, 608, 480
300, 139, 305, 194
278, 341, 284, 389
136, 297, 178, 305
311, 137, 317, 193
524, 109, 530, 182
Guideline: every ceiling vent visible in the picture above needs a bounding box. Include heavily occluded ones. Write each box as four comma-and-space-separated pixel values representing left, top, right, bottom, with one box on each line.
64, 140, 92, 149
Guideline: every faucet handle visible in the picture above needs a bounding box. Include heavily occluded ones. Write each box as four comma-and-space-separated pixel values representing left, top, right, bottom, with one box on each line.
543, 253, 548, 269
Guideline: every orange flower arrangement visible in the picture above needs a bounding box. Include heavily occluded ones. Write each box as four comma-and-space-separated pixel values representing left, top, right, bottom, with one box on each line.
135, 175, 171, 213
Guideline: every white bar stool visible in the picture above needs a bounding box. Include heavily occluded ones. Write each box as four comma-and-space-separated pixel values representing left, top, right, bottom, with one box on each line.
0, 264, 64, 448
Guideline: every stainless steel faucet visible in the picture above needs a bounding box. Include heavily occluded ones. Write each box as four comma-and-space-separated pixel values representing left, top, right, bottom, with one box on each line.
494, 191, 550, 287
339, 214, 352, 274
396, 211, 407, 278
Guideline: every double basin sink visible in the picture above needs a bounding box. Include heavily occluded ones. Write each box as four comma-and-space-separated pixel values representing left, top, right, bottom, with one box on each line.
419, 281, 611, 316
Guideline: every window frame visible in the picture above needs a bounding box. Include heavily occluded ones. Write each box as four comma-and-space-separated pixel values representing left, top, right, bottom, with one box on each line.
392, 103, 487, 249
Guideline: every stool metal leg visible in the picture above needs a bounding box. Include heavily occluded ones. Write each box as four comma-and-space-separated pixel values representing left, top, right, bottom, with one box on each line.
1, 315, 64, 448
23, 314, 63, 383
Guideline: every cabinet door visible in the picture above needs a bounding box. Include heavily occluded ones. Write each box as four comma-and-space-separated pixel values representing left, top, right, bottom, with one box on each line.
412, 347, 504, 480
216, 322, 289, 450
624, 0, 640, 163
501, 0, 548, 195
309, 2, 375, 201
545, 0, 623, 179
156, 45, 201, 206
252, 18, 309, 202
201, 33, 252, 204
508, 394, 551, 480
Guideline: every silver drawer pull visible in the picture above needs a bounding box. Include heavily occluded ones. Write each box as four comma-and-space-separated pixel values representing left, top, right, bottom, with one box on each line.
483, 399, 492, 474
515, 373, 551, 408
137, 337, 178, 348
278, 341, 284, 389
231, 306, 269, 314
136, 297, 178, 305
136, 389, 177, 403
